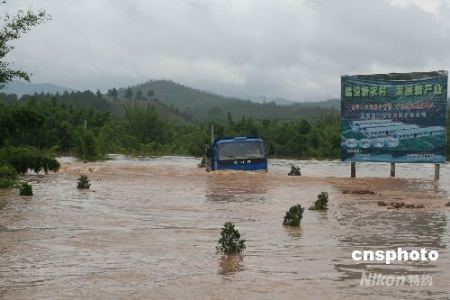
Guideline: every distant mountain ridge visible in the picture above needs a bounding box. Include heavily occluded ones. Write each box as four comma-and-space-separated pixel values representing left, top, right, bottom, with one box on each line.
112, 80, 339, 122
3, 80, 74, 97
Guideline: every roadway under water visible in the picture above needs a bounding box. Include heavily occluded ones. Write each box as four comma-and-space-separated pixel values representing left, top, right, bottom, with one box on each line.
1, 156, 450, 299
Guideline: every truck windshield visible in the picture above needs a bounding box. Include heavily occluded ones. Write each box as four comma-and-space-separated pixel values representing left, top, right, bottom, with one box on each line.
218, 142, 265, 160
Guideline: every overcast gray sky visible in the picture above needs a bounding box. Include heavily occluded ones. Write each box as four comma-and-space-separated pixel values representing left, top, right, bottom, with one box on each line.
3, 0, 450, 101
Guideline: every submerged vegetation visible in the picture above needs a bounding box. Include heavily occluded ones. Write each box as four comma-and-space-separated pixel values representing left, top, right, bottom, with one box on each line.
0, 146, 60, 174
283, 204, 305, 226
18, 182, 33, 196
310, 192, 329, 210
288, 164, 301, 176
77, 175, 91, 189
0, 163, 18, 188
217, 222, 246, 255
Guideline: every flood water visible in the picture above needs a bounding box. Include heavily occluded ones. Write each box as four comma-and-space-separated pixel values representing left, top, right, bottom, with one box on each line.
1, 156, 450, 299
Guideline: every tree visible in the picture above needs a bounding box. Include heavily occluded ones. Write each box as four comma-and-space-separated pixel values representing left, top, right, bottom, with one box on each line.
0, 163, 18, 188
96, 89, 102, 98
73, 127, 101, 161
0, 2, 49, 88
147, 89, 154, 98
0, 146, 60, 174
107, 88, 118, 100
124, 88, 133, 101
135, 89, 143, 100
123, 102, 165, 144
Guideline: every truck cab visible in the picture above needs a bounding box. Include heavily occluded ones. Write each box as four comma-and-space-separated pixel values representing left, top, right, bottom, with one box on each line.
205, 136, 268, 171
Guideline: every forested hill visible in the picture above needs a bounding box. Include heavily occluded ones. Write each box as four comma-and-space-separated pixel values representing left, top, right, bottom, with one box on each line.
108, 80, 339, 122
2, 80, 341, 123
1, 90, 190, 123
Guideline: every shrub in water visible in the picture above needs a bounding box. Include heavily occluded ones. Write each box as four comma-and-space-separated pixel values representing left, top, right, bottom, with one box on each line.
77, 175, 91, 189
310, 192, 328, 210
0, 163, 19, 188
288, 164, 301, 176
217, 222, 246, 255
0, 146, 60, 174
19, 182, 33, 196
283, 204, 305, 226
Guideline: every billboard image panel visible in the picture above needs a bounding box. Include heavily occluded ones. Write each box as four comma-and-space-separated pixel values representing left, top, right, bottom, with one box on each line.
341, 71, 448, 163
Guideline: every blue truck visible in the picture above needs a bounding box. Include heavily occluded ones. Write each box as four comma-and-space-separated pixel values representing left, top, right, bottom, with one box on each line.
205, 136, 268, 171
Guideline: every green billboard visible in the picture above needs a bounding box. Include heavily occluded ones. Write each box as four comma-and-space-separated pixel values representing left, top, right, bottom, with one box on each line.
341, 71, 448, 163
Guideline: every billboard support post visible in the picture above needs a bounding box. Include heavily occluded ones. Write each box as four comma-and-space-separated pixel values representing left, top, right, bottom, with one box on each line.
390, 163, 395, 177
351, 162, 356, 178
435, 164, 440, 181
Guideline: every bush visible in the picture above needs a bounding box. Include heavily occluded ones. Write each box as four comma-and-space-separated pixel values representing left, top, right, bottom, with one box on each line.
77, 175, 91, 189
0, 146, 60, 174
310, 192, 328, 210
288, 164, 301, 176
283, 204, 305, 226
217, 222, 246, 255
19, 182, 33, 196
0, 163, 19, 188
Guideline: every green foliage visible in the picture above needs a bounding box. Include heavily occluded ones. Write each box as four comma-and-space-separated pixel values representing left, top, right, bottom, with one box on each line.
283, 204, 305, 226
18, 181, 32, 196
0, 2, 49, 88
123, 102, 166, 144
217, 222, 246, 255
0, 146, 60, 174
77, 175, 90, 189
288, 164, 301, 176
73, 127, 102, 161
312, 192, 329, 210
0, 91, 344, 160
0, 163, 18, 188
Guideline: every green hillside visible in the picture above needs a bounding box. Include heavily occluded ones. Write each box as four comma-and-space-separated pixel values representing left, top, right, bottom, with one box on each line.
111, 80, 339, 122
14, 90, 189, 124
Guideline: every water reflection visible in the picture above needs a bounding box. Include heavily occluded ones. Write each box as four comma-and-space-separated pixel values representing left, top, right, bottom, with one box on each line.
218, 255, 244, 275
283, 226, 303, 238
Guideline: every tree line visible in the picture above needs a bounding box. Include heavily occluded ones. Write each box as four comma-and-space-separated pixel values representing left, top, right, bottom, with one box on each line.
0, 94, 341, 160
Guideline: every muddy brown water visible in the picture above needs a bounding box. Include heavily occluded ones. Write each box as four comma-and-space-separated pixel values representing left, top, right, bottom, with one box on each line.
1, 156, 450, 299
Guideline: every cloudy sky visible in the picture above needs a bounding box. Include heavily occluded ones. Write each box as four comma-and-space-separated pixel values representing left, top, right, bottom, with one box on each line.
3, 0, 450, 101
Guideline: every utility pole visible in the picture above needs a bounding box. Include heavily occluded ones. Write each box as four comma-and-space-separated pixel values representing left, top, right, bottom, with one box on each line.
83, 120, 87, 163
210, 124, 215, 143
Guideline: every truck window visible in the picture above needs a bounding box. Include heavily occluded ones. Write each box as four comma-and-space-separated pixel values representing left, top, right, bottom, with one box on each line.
217, 142, 265, 160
